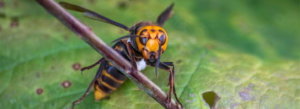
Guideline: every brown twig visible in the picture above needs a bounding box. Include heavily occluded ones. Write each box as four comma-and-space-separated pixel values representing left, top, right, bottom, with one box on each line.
36, 0, 178, 108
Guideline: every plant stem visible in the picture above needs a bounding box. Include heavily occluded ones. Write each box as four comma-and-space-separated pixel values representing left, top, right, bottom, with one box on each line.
36, 0, 178, 108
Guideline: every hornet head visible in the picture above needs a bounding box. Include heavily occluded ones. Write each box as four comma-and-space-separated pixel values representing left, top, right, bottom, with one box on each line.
135, 25, 168, 65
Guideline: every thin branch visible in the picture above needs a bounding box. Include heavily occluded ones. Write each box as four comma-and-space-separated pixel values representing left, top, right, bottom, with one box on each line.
36, 0, 178, 108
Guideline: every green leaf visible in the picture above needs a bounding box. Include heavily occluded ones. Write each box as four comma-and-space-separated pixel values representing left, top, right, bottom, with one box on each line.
0, 0, 299, 109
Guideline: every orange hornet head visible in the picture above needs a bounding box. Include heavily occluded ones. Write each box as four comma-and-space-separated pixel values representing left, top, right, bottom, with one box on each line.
135, 26, 168, 64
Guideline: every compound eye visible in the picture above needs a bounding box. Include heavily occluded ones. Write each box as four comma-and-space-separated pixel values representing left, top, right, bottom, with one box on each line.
139, 37, 148, 45
159, 33, 166, 45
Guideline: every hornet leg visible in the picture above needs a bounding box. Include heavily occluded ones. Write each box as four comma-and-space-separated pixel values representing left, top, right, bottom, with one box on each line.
124, 41, 138, 73
155, 62, 183, 109
163, 62, 183, 109
71, 59, 105, 109
80, 58, 104, 73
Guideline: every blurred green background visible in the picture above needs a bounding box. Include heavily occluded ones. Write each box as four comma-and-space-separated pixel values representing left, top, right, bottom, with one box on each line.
0, 0, 299, 109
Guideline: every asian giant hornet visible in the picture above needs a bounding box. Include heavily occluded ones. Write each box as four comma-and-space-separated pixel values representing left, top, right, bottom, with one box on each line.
59, 2, 183, 109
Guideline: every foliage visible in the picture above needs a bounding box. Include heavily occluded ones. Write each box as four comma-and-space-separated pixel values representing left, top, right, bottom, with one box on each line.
0, 0, 299, 108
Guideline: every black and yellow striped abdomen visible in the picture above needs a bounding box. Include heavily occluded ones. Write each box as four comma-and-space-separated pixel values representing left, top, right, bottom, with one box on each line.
94, 41, 129, 100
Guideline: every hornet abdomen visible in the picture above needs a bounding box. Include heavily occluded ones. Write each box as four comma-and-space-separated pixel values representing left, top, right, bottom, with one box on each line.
94, 41, 130, 100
